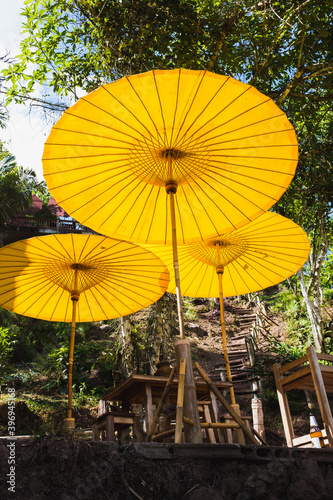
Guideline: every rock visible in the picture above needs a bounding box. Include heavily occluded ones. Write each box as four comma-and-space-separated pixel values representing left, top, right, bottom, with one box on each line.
187, 323, 207, 337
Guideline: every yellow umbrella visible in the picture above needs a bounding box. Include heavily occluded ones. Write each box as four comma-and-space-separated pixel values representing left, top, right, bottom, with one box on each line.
43, 69, 298, 246
0, 233, 169, 428
42, 69, 298, 442
146, 212, 310, 404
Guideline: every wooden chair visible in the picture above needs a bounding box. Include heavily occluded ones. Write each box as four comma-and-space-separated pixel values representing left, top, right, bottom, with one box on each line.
92, 401, 143, 443
273, 345, 333, 447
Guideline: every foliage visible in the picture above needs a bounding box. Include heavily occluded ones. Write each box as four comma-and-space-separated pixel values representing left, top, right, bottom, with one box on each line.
183, 297, 198, 322
270, 288, 312, 346
0, 327, 17, 382
0, 144, 46, 227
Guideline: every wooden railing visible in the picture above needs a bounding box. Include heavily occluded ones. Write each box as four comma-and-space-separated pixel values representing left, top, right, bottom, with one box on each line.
9, 217, 92, 232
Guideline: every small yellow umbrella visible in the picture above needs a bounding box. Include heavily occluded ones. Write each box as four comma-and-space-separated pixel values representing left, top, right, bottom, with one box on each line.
0, 233, 169, 428
146, 212, 310, 403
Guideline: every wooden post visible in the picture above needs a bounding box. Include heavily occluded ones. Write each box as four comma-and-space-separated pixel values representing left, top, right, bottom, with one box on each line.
251, 397, 266, 442
144, 383, 154, 434
273, 362, 294, 447
209, 390, 225, 443
231, 403, 246, 445
175, 358, 186, 443
146, 366, 177, 442
216, 260, 236, 405
307, 345, 333, 446
105, 415, 115, 441
203, 404, 217, 443
175, 340, 203, 443
194, 361, 258, 445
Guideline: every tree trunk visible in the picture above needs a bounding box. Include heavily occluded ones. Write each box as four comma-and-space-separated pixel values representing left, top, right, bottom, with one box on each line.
119, 315, 135, 377
298, 269, 323, 351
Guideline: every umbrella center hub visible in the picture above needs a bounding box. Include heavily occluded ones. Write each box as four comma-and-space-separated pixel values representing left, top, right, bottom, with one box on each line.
44, 261, 105, 294
188, 236, 248, 267
129, 145, 210, 186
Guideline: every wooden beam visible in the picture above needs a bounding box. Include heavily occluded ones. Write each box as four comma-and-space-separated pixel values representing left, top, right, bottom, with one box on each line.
273, 362, 294, 447
194, 361, 258, 445
307, 345, 333, 446
146, 366, 177, 442
175, 358, 186, 444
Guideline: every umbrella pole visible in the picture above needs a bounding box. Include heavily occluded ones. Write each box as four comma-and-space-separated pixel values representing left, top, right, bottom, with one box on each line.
216, 251, 236, 406
166, 186, 185, 340
65, 271, 80, 431
166, 173, 202, 443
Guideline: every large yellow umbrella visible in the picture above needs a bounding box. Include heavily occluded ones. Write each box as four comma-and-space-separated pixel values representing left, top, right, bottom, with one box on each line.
42, 69, 298, 441
0, 233, 169, 428
43, 69, 298, 246
147, 212, 310, 404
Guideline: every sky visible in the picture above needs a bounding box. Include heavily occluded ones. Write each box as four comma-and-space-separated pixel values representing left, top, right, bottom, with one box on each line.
0, 0, 61, 181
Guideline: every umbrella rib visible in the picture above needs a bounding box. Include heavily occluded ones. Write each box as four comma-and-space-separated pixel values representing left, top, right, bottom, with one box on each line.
179, 186, 203, 241
234, 252, 300, 280
129, 184, 156, 241
81, 89, 165, 147
175, 83, 253, 149
62, 174, 142, 224
175, 191, 186, 244
186, 261, 208, 297
43, 159, 133, 179
48, 288, 69, 321
199, 128, 296, 150
48, 124, 160, 150
207, 158, 296, 176
181, 171, 227, 236
151, 70, 167, 147
85, 287, 120, 320
95, 280, 148, 312
200, 170, 280, 207
175, 91, 270, 150
168, 68, 182, 149
145, 186, 161, 243
207, 266, 216, 298
120, 76, 165, 149
172, 69, 209, 147
165, 194, 169, 245
97, 168, 157, 231
179, 113, 293, 150
204, 164, 292, 191
180, 168, 252, 228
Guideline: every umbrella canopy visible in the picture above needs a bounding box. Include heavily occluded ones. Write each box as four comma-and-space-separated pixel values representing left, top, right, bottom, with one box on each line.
0, 233, 170, 426
0, 233, 170, 322
146, 212, 310, 298
42, 68, 298, 245
146, 211, 310, 405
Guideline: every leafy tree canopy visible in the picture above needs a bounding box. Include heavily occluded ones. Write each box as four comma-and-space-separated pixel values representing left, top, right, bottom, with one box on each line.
1, 0, 333, 217
0, 143, 47, 227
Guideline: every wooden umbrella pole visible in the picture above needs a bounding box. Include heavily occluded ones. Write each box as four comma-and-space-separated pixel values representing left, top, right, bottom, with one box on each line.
67, 268, 80, 427
168, 188, 185, 340
216, 262, 236, 405
166, 156, 185, 339
166, 159, 202, 443
68, 294, 78, 420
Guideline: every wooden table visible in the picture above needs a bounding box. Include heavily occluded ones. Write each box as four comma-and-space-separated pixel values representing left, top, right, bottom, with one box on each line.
97, 374, 233, 442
